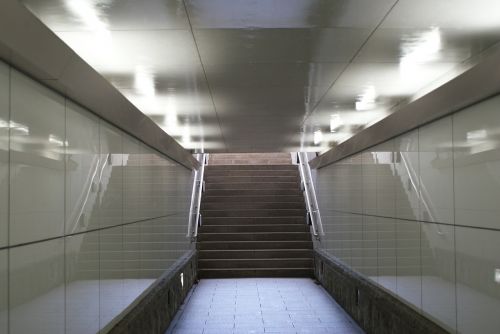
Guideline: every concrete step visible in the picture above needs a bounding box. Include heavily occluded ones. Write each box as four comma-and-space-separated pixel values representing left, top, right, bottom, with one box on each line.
198, 258, 313, 269
205, 169, 299, 177
207, 182, 299, 190
198, 232, 311, 242
205, 175, 299, 183
201, 209, 305, 218
198, 268, 313, 279
206, 165, 298, 171
198, 249, 313, 259
204, 189, 302, 196
199, 224, 309, 233
202, 217, 306, 225
197, 240, 313, 250
201, 202, 305, 210
202, 195, 303, 203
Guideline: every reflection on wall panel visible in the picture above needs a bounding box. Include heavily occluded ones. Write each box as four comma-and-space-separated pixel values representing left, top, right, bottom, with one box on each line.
0, 63, 8, 248
10, 70, 65, 246
66, 232, 99, 334
315, 92, 500, 333
66, 101, 100, 234
0, 250, 7, 334
0, 60, 194, 333
98, 122, 123, 229
453, 96, 500, 230
421, 222, 456, 331
456, 227, 500, 334
9, 239, 65, 334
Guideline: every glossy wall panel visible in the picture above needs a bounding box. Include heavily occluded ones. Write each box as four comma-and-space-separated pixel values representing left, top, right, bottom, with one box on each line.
123, 134, 142, 223
0, 63, 8, 248
394, 130, 420, 221
0, 59, 194, 333
65, 101, 100, 234
9, 70, 65, 245
421, 222, 456, 332
453, 95, 500, 230
99, 226, 124, 329
65, 232, 99, 334
419, 117, 454, 225
9, 239, 65, 334
456, 227, 500, 334
98, 122, 123, 229
0, 250, 7, 334
315, 92, 500, 333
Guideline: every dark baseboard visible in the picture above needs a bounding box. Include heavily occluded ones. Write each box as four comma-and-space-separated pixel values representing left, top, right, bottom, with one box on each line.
314, 249, 450, 334
108, 249, 198, 334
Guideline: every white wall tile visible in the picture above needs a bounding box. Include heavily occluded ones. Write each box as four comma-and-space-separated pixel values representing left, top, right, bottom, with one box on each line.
453, 96, 500, 230
65, 101, 100, 234
9, 70, 65, 245
0, 62, 8, 248
9, 239, 65, 334
419, 117, 454, 224
421, 222, 456, 332
98, 122, 123, 228
65, 232, 99, 334
0, 249, 7, 334
456, 227, 500, 334
394, 130, 420, 221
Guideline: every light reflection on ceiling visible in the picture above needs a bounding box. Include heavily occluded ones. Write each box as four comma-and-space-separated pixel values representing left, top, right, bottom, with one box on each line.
20, 0, 500, 153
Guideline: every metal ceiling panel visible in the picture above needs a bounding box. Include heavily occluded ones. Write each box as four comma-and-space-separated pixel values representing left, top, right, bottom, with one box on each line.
194, 28, 371, 64
22, 0, 189, 30
185, 0, 397, 29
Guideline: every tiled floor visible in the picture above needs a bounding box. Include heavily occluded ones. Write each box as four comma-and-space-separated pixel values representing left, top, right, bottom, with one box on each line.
166, 278, 365, 334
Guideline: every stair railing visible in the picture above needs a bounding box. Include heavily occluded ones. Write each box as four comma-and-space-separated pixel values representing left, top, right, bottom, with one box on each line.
297, 152, 324, 240
187, 153, 207, 241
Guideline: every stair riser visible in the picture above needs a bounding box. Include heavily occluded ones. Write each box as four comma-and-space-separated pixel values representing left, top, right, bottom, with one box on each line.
205, 176, 299, 183
205, 189, 302, 196
203, 195, 303, 203
201, 202, 305, 210
198, 232, 311, 242
205, 170, 299, 177
207, 183, 299, 190
202, 209, 305, 218
200, 224, 309, 233
198, 250, 313, 259
199, 259, 313, 269
197, 241, 313, 250
198, 268, 313, 279
206, 165, 298, 171
202, 217, 306, 225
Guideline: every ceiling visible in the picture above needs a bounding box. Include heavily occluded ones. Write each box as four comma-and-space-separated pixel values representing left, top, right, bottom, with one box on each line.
20, 0, 500, 153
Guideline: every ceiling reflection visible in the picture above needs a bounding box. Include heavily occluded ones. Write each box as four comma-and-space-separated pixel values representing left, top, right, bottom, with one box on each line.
20, 0, 500, 153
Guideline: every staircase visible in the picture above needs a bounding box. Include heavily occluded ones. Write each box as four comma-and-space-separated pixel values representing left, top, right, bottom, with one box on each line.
197, 157, 314, 278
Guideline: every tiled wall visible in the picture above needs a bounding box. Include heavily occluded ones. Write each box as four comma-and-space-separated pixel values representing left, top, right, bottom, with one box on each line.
0, 61, 194, 334
315, 94, 500, 334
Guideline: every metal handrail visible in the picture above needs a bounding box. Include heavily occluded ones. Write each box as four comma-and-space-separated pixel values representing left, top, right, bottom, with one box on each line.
297, 152, 324, 240
187, 153, 207, 241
